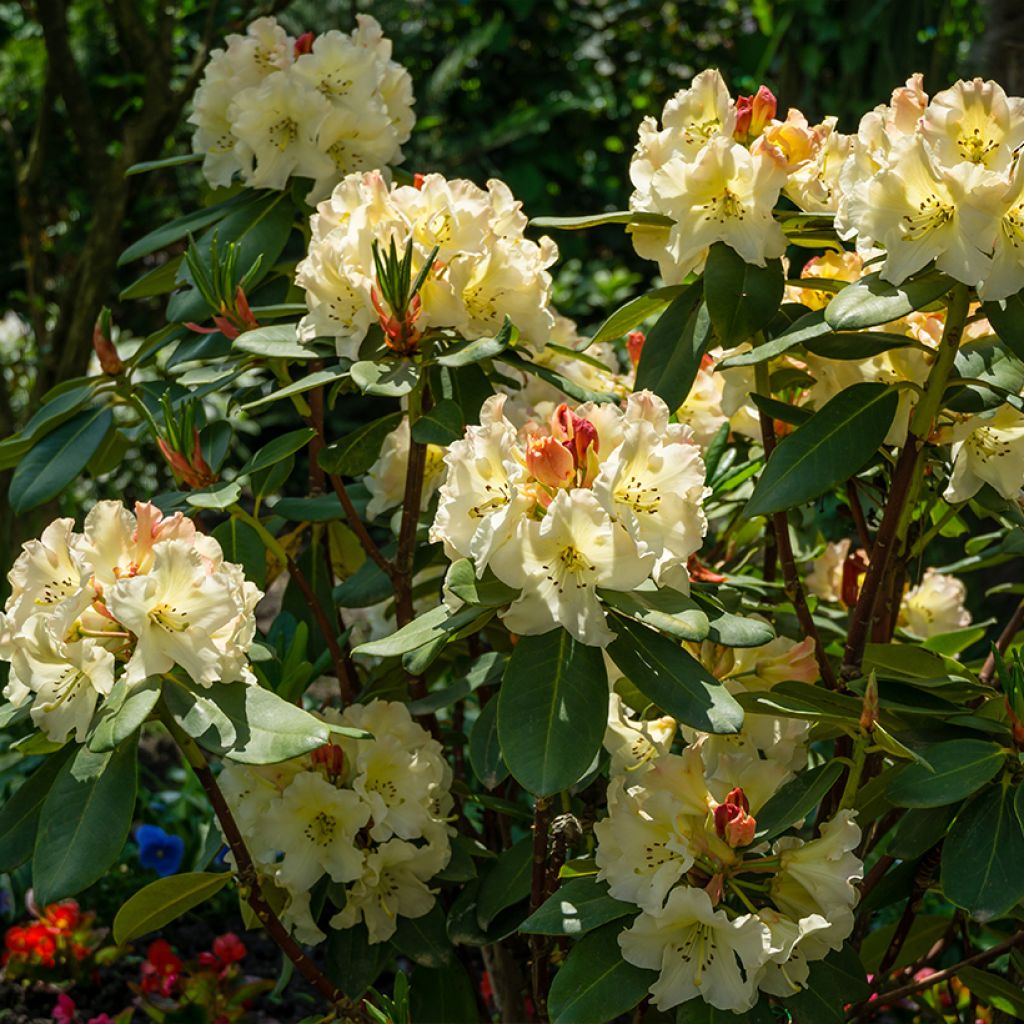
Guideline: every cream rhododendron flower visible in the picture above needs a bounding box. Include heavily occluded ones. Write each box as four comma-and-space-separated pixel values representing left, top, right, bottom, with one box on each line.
944, 406, 1024, 502
330, 838, 448, 943
754, 908, 834, 997
189, 15, 414, 198
296, 171, 558, 358
619, 886, 769, 1013
431, 391, 708, 646
0, 502, 262, 743
770, 810, 863, 957
900, 569, 972, 638
364, 418, 446, 525
805, 538, 853, 605
603, 692, 676, 776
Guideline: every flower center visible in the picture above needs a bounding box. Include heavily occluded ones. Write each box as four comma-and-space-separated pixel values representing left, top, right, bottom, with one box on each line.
901, 194, 954, 241
303, 811, 337, 846
149, 603, 190, 633
267, 117, 299, 151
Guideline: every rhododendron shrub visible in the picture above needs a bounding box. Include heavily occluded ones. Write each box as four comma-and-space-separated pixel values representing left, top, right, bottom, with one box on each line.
3, 15, 1024, 1023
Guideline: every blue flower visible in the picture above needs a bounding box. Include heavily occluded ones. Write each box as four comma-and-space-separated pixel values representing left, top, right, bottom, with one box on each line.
135, 824, 185, 877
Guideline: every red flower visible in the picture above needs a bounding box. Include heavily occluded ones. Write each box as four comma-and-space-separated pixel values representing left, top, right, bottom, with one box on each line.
199, 932, 246, 971
52, 992, 77, 1024
43, 901, 81, 933
140, 939, 182, 997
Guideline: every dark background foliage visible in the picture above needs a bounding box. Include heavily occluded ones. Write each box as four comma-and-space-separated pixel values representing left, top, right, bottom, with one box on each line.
0, 0, 1003, 569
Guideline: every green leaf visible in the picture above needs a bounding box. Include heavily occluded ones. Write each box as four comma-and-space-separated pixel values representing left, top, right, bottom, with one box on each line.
691, 595, 776, 648
598, 589, 710, 642
87, 678, 162, 753
716, 308, 830, 368
120, 256, 183, 301
499, 350, 618, 405
350, 359, 419, 397
0, 750, 72, 872
476, 836, 532, 927
633, 286, 708, 409
983, 294, 1024, 362
606, 616, 742, 734
446, 877, 524, 946
548, 922, 656, 1024
435, 320, 515, 366
677, 998, 776, 1023
411, 399, 465, 445
445, 559, 519, 608
589, 286, 687, 353
947, 338, 1024, 413
125, 152, 203, 176
941, 781, 1024, 919
318, 411, 404, 477
409, 964, 480, 1024
352, 605, 482, 659
241, 368, 349, 410
113, 871, 231, 945
166, 680, 332, 764
887, 739, 1007, 808
10, 407, 113, 514
33, 739, 138, 904
958, 965, 1024, 1017
859, 914, 952, 975
496, 630, 607, 796
234, 324, 323, 360
325, 923, 391, 999
530, 210, 674, 230
469, 698, 509, 790
118, 192, 256, 266
748, 392, 813, 427
787, 946, 871, 1024
391, 904, 455, 968
704, 243, 784, 346
212, 519, 267, 590
755, 761, 846, 841
824, 270, 952, 330
519, 877, 633, 936
888, 804, 957, 860
745, 381, 898, 517
238, 427, 316, 477
804, 331, 918, 360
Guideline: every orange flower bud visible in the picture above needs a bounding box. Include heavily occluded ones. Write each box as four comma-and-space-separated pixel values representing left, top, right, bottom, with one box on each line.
552, 404, 599, 469
526, 434, 575, 488
714, 787, 757, 848
294, 31, 315, 57
735, 85, 777, 140
627, 331, 646, 368
92, 308, 123, 375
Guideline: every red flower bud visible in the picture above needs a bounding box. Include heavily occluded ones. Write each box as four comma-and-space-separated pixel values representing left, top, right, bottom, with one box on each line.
311, 741, 345, 779
735, 86, 777, 141
294, 31, 315, 57
713, 787, 756, 847
626, 331, 645, 368
92, 308, 123, 375
413, 173, 426, 190
552, 404, 599, 471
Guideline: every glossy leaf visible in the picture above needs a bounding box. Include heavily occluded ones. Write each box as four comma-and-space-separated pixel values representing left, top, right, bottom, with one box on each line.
755, 761, 846, 841
0, 750, 72, 872
409, 964, 480, 1024
497, 630, 607, 796
824, 270, 951, 330
469, 699, 508, 790
519, 877, 633, 936
10, 407, 113, 514
350, 359, 419, 397
588, 285, 684, 348
745, 382, 898, 517
113, 871, 231, 945
887, 739, 1007, 808
233, 323, 323, 360
634, 287, 709, 410
238, 427, 316, 477
411, 399, 465, 445
716, 308, 829, 368
548, 922, 656, 1024
607, 616, 742, 734
392, 904, 455, 968
33, 739, 138, 904
476, 836, 532, 926
704, 243, 784, 346
318, 411, 404, 477
983, 294, 1024, 362
87, 678, 162, 753
598, 588, 710, 642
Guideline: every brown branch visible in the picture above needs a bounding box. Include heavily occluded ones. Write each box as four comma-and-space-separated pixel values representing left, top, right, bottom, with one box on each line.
759, 411, 838, 689
287, 554, 357, 704
846, 480, 873, 551
529, 797, 553, 1021
848, 930, 1024, 1021
980, 597, 1024, 684
160, 707, 349, 1010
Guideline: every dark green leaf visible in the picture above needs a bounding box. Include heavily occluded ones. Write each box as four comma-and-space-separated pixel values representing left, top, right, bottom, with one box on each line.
318, 412, 404, 477
607, 616, 742, 734
704, 243, 784, 346
446, 877, 524, 946
787, 946, 870, 1024
748, 392, 813, 428
548, 921, 655, 1024
941, 782, 1024, 918
598, 588, 710, 642
497, 630, 607, 796
476, 836, 532, 926
238, 427, 316, 477
804, 331, 917, 360
352, 605, 482, 659
745, 382, 898, 517
33, 739, 138, 903
887, 739, 1007, 808
392, 904, 455, 968
0, 750, 72, 872
435, 320, 514, 366
520, 877, 633, 936
755, 761, 846, 841
958, 966, 1024, 1017
469, 699, 508, 790
676, 998, 776, 1023
499, 350, 618, 405
412, 399, 465, 446
888, 804, 957, 860
212, 519, 267, 589
824, 270, 951, 330
10, 407, 113, 514
634, 287, 709, 409
716, 308, 830, 368
409, 964, 481, 1024
241, 368, 349, 410
125, 152, 203, 176
325, 923, 391, 999
983, 294, 1024, 362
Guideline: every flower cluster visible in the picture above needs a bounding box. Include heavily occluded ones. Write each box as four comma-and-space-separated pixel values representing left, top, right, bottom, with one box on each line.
628, 69, 848, 282
189, 16, 414, 199
596, 645, 862, 1013
837, 75, 1024, 298
2, 901, 100, 981
806, 539, 972, 639
0, 502, 262, 742
430, 390, 709, 646
219, 699, 452, 945
296, 170, 558, 357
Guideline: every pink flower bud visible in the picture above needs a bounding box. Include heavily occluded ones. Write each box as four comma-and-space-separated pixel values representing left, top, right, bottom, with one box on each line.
294, 32, 315, 57
551, 404, 599, 469
735, 85, 777, 140
626, 331, 645, 368
526, 435, 575, 488
713, 787, 756, 847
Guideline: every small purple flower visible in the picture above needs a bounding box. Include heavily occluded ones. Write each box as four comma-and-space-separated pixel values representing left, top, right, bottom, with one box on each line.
135, 824, 185, 877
